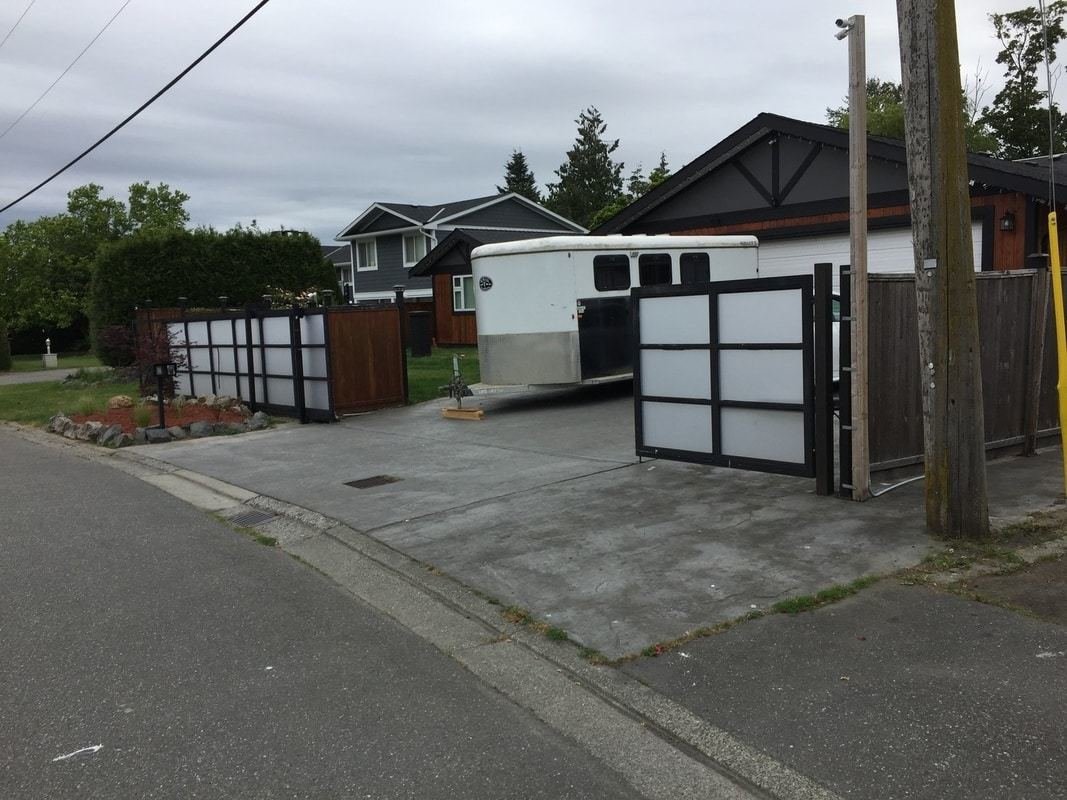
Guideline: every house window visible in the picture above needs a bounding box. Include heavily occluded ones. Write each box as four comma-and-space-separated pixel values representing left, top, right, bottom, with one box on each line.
404, 234, 430, 266
593, 254, 631, 291
453, 275, 475, 312
680, 252, 710, 285
639, 253, 672, 286
355, 240, 377, 271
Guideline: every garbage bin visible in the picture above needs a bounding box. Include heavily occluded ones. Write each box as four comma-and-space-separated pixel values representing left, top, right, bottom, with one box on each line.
408, 311, 432, 357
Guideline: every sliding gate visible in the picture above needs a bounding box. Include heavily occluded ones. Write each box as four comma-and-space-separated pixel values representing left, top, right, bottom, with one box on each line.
633, 268, 834, 490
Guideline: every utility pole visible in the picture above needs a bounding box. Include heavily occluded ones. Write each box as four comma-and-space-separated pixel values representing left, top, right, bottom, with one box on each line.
896, 0, 990, 537
836, 15, 871, 500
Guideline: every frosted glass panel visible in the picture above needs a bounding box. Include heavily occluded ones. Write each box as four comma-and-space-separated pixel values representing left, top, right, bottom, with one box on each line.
264, 348, 292, 376
302, 349, 329, 379
305, 380, 330, 410
641, 401, 713, 454
215, 375, 238, 398
173, 373, 190, 396
185, 321, 208, 346
209, 320, 234, 345
190, 348, 211, 372
301, 316, 326, 345
265, 378, 295, 407
640, 295, 710, 344
640, 350, 711, 400
262, 316, 290, 345
214, 347, 236, 373
721, 408, 806, 463
719, 289, 802, 343
720, 350, 804, 403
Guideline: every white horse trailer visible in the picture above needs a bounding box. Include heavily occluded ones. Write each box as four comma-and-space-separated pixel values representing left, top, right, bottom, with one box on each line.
471, 235, 759, 388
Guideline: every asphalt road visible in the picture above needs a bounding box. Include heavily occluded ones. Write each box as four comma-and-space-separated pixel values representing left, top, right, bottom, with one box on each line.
0, 430, 642, 799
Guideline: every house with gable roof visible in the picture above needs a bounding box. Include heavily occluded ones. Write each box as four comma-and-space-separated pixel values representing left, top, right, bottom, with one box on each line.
334, 192, 585, 310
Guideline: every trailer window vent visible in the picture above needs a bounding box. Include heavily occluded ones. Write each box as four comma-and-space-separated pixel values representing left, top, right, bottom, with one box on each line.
345, 475, 401, 489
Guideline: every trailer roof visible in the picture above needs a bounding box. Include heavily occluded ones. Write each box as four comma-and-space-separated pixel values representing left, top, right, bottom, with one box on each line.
472, 234, 759, 259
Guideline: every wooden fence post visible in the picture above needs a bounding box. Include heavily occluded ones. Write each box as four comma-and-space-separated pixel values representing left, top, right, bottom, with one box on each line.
1023, 269, 1051, 455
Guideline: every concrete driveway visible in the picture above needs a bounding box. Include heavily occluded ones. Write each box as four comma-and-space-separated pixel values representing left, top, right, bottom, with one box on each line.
139, 382, 1062, 658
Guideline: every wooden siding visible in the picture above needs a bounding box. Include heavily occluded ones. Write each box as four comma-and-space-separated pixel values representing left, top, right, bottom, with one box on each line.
867, 270, 1056, 469
327, 306, 406, 413
432, 273, 477, 346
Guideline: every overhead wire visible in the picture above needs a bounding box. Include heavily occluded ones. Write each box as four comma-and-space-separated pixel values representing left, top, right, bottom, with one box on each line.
0, 0, 272, 215
0, 0, 36, 54
0, 0, 134, 142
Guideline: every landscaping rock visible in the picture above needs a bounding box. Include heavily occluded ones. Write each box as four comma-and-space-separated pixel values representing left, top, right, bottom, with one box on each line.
166, 426, 187, 440
107, 395, 134, 409
82, 421, 105, 442
248, 411, 271, 431
188, 421, 214, 438
113, 433, 134, 448
48, 414, 72, 433
235, 403, 251, 416
145, 427, 172, 444
97, 424, 124, 447
213, 395, 237, 410
133, 427, 148, 445
63, 423, 82, 440
199, 393, 217, 407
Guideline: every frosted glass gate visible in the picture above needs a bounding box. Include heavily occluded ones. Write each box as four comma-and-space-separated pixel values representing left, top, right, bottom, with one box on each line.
167, 309, 332, 422
633, 276, 818, 477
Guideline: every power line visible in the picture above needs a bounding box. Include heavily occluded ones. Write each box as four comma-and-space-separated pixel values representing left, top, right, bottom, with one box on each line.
0, 0, 36, 54
0, 0, 134, 142
0, 0, 271, 215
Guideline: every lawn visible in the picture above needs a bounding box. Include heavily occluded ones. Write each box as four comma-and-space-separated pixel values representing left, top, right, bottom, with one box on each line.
407, 346, 480, 405
9, 352, 103, 373
0, 377, 138, 426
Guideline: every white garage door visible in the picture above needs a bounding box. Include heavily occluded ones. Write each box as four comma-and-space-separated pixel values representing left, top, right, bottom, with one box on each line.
756, 223, 983, 286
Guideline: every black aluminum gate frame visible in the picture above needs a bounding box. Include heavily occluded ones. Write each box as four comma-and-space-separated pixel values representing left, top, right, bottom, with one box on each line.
170, 306, 335, 424
633, 266, 834, 491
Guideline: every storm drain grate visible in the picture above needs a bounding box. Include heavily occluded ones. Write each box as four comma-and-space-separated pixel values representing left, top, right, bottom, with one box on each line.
345, 475, 401, 489
229, 509, 277, 527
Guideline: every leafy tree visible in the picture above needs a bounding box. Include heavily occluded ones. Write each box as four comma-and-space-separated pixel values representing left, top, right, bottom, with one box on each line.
588, 153, 672, 230
0, 182, 190, 333
980, 2, 1067, 159
827, 77, 998, 152
497, 150, 541, 203
545, 107, 625, 228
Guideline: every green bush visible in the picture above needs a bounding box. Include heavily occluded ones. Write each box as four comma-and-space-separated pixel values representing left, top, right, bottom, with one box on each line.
89, 228, 338, 364
0, 321, 11, 372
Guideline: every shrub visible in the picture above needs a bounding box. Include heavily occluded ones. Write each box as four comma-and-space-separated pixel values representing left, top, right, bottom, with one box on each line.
0, 320, 11, 372
132, 405, 152, 428
89, 228, 338, 354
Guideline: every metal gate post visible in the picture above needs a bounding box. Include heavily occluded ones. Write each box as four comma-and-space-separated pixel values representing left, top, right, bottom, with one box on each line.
839, 264, 854, 498
814, 263, 834, 495
290, 306, 308, 423
394, 285, 410, 404
244, 306, 258, 412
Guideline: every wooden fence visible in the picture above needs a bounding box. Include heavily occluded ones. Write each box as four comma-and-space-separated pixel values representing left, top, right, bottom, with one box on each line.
868, 269, 1057, 472
144, 303, 409, 421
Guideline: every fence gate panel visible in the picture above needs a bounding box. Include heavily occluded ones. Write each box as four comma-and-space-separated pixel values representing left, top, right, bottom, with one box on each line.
167, 308, 334, 422
634, 275, 816, 477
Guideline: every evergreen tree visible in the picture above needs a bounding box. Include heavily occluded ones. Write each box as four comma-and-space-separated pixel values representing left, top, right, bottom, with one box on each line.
545, 107, 625, 228
980, 2, 1067, 159
497, 150, 541, 203
588, 153, 671, 230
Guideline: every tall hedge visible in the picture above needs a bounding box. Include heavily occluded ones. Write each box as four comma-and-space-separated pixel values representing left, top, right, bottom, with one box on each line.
0, 320, 11, 372
89, 228, 338, 363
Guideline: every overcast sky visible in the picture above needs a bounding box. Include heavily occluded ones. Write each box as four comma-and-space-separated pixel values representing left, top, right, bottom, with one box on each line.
0, 0, 1060, 243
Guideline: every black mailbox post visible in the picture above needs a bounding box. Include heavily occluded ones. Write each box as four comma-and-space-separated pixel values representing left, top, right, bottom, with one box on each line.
153, 362, 178, 429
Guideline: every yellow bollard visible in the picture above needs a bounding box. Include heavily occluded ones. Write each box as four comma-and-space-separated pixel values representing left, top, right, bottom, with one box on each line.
1048, 211, 1067, 496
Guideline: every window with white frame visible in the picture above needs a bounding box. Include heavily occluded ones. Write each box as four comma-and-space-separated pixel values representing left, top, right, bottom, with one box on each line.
453, 275, 475, 312
355, 239, 377, 271
403, 233, 430, 266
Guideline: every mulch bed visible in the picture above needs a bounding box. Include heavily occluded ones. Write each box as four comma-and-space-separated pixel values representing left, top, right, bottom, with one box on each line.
72, 404, 247, 435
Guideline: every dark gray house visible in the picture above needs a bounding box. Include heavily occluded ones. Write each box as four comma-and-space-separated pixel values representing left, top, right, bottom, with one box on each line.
320, 244, 353, 301
334, 192, 585, 304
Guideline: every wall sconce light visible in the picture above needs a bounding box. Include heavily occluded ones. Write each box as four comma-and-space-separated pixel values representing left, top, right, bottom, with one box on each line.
1000, 211, 1016, 232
